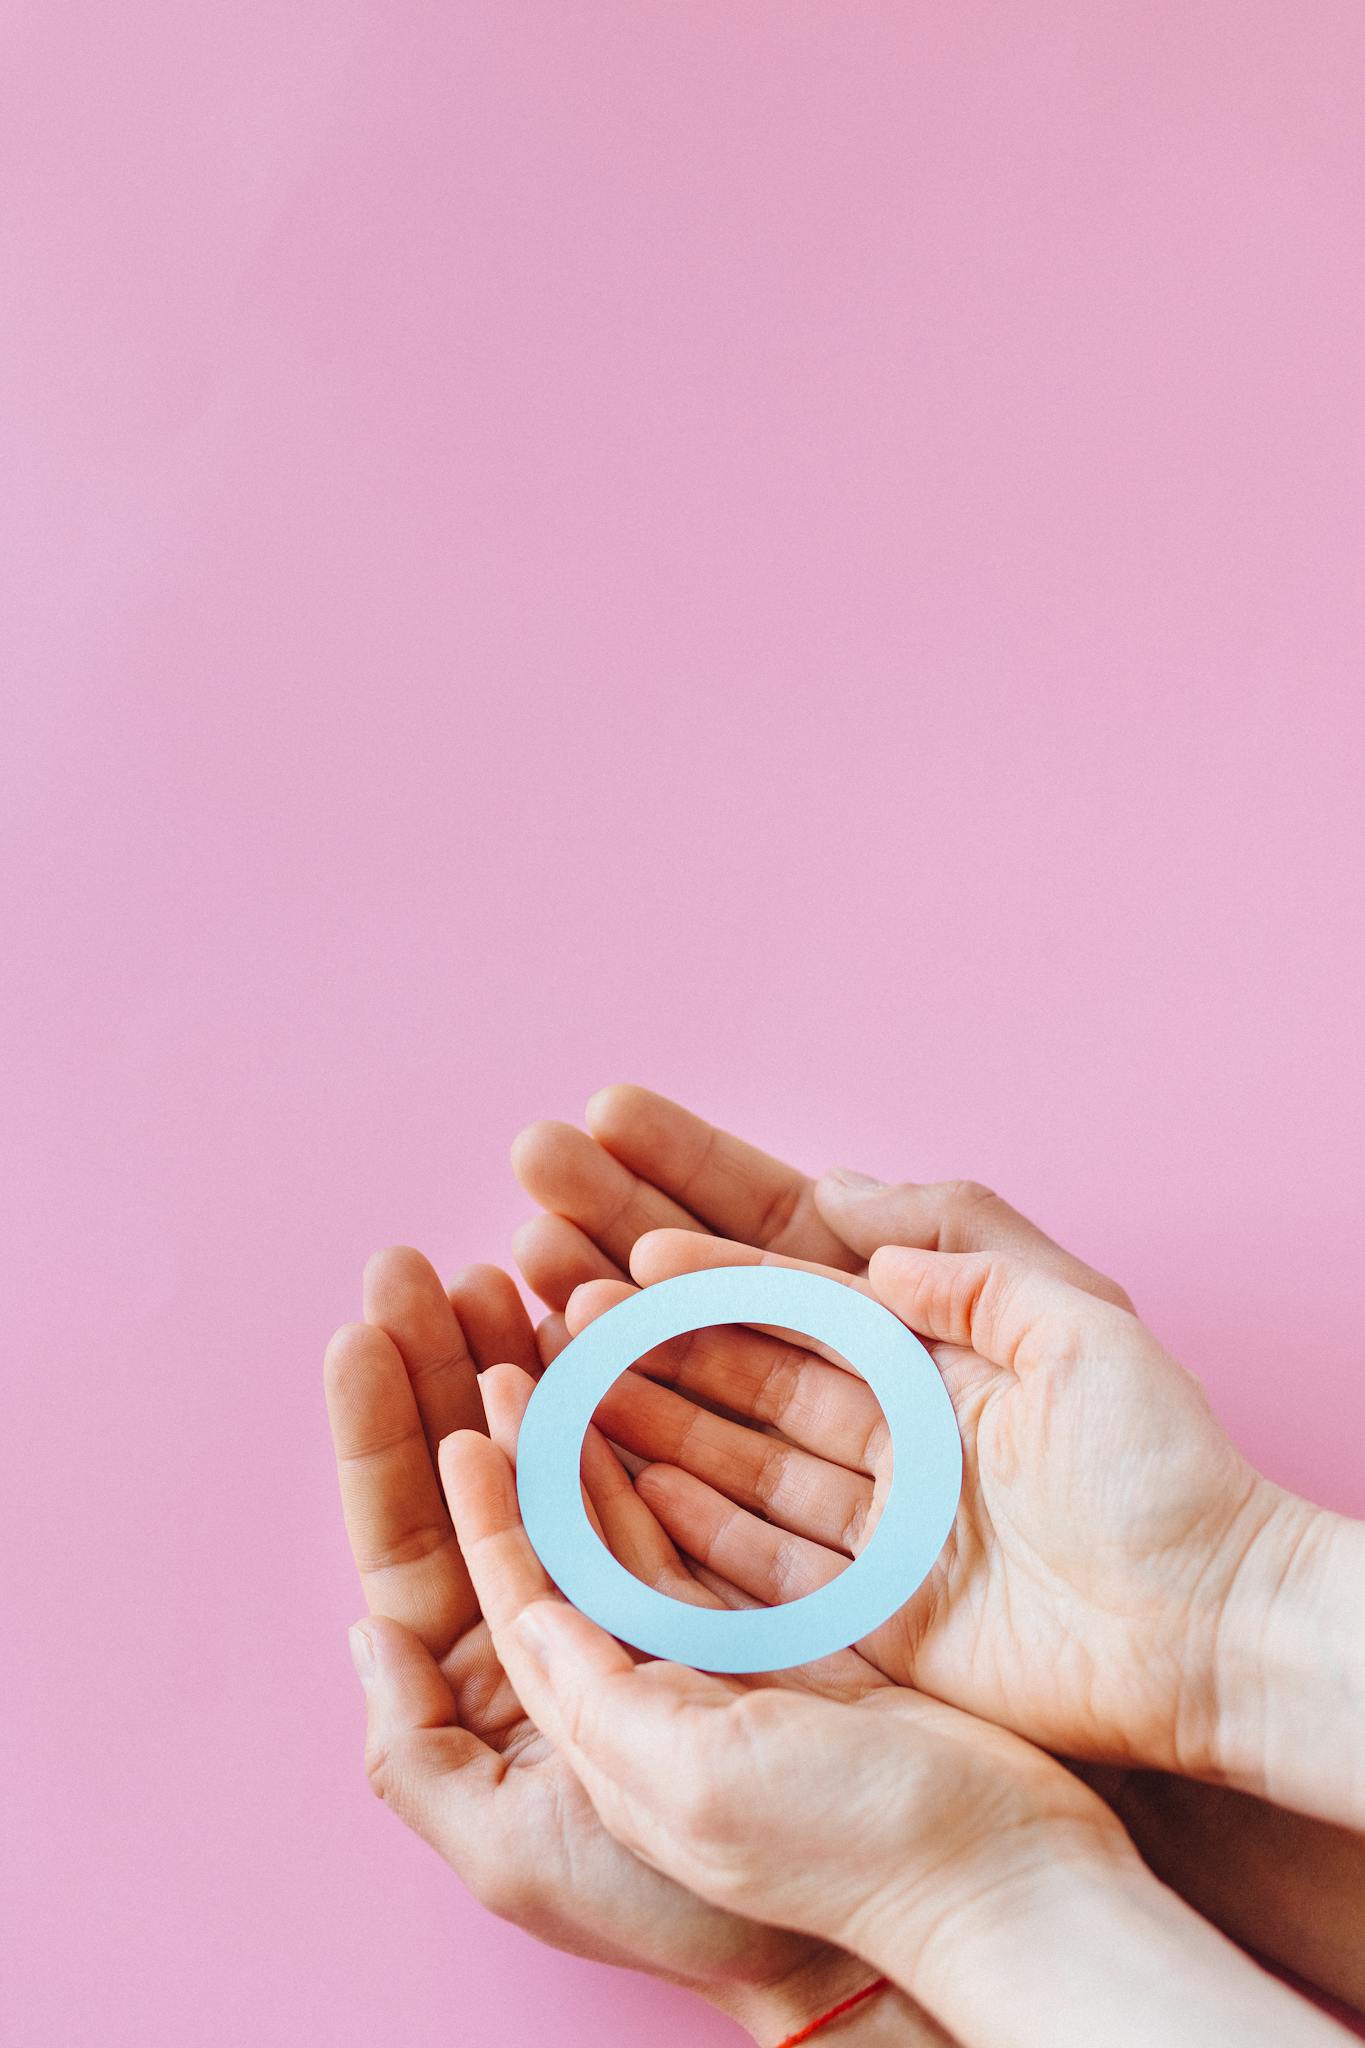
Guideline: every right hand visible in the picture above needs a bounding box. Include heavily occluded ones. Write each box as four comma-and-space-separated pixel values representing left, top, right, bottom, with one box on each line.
441, 1420, 1348, 2048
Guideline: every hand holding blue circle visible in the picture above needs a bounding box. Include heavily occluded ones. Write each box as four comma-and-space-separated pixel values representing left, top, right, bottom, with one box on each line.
515, 1266, 962, 1673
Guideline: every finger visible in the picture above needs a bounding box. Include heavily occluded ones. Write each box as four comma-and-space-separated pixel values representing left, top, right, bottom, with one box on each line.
536, 1312, 569, 1368
478, 1353, 711, 1599
628, 1228, 873, 1369
629, 1227, 860, 1291
511, 1118, 701, 1267
868, 1245, 1130, 1374
363, 1247, 486, 1453
348, 1614, 507, 1866
591, 1371, 876, 1554
579, 1424, 721, 1607
479, 1359, 536, 1466
513, 1212, 626, 1312
325, 1323, 477, 1649
815, 1173, 1133, 1310
564, 1279, 885, 1471
538, 1317, 647, 1473
635, 1463, 849, 1607
446, 1262, 542, 1379
442, 1430, 731, 1803
690, 1560, 765, 1610
350, 1610, 456, 1736
439, 1428, 636, 1721
475, 1359, 619, 1556
655, 1550, 885, 1703
587, 1084, 859, 1269
562, 1277, 637, 1328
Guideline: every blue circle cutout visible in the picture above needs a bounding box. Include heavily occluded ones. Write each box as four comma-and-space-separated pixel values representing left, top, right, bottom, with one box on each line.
516, 1266, 962, 1673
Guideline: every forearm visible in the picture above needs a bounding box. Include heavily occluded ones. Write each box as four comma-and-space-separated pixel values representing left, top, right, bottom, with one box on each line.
1214, 1496, 1365, 1830
849, 1853, 1351, 2048
1095, 1767, 1365, 2016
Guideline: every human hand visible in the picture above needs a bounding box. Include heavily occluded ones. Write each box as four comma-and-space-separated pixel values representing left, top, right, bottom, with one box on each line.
325, 1249, 945, 2046
439, 1424, 1348, 2048
512, 1090, 1360, 1822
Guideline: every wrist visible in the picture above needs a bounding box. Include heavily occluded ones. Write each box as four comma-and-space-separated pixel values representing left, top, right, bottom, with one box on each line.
719, 1955, 920, 2047
840, 1816, 1135, 2001
1208, 1487, 1365, 1826
865, 1847, 1342, 2048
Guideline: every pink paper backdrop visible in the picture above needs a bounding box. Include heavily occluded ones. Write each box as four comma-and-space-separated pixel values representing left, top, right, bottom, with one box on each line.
4, 6, 1364, 2044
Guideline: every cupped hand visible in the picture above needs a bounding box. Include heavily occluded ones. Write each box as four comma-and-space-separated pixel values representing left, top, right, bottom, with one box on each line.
439, 1424, 1349, 2048
324, 1249, 937, 2044
511, 1089, 1313, 1780
439, 1420, 1131, 1976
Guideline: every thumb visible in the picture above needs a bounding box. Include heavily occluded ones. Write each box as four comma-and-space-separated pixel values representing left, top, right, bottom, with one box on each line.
815, 1169, 1131, 1309
348, 1615, 469, 1816
814, 1169, 924, 1259
866, 1244, 1122, 1375
348, 1617, 511, 1885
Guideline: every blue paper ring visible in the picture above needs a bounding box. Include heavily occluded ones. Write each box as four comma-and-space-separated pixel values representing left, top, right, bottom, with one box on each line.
516, 1266, 962, 1673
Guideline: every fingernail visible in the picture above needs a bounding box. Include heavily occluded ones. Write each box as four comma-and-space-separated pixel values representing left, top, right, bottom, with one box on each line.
348, 1622, 375, 1682
516, 1606, 552, 1676
827, 1167, 884, 1191
516, 1602, 590, 1682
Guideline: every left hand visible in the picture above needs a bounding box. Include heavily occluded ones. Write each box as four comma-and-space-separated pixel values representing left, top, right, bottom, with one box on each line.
510, 1090, 1320, 1789
325, 1248, 944, 2046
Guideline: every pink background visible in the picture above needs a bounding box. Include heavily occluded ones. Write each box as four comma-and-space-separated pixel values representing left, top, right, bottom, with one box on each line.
4, 5, 1364, 2044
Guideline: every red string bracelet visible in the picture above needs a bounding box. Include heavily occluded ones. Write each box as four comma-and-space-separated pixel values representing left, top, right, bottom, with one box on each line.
773, 1977, 891, 2047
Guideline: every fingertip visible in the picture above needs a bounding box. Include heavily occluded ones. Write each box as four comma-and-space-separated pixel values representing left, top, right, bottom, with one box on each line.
516, 1595, 623, 1685
585, 1081, 625, 1125
511, 1214, 553, 1270
537, 1311, 569, 1367
564, 1276, 634, 1332
448, 1259, 510, 1295
814, 1175, 926, 1265
584, 1081, 648, 1135
325, 1318, 369, 1371
350, 1614, 457, 1734
509, 1120, 542, 1177
362, 1249, 470, 1376
631, 1460, 670, 1504
323, 1319, 394, 1389
478, 1360, 536, 1460
363, 1241, 428, 1281
351, 1610, 415, 1667
437, 1424, 493, 1483
816, 1168, 886, 1196
810, 1174, 863, 1250
446, 1262, 525, 1328
348, 1617, 375, 1682
478, 1357, 535, 1398
510, 1118, 575, 1189
866, 1242, 923, 1297
627, 1226, 693, 1284
363, 1243, 444, 1307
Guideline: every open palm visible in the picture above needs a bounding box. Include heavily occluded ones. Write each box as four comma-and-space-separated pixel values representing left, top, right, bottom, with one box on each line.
513, 1088, 1281, 1771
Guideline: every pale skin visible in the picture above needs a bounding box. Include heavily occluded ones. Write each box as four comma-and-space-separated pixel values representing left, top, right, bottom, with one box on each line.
326, 1248, 946, 2045
430, 1422, 1351, 2048
325, 1087, 1365, 2039
510, 1086, 1365, 1991
328, 1257, 1350, 2047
